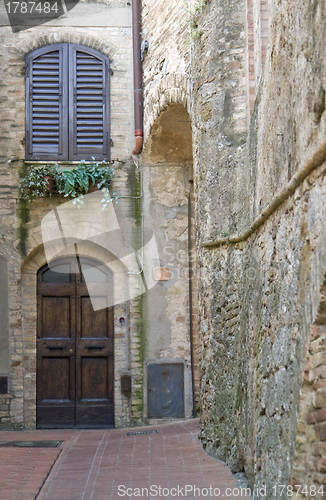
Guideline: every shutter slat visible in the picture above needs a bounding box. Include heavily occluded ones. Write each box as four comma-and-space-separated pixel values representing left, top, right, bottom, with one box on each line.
77, 127, 103, 131
76, 119, 103, 124
76, 90, 102, 95
33, 89, 59, 94
76, 78, 102, 83
76, 84, 103, 88
34, 126, 59, 130
77, 132, 104, 137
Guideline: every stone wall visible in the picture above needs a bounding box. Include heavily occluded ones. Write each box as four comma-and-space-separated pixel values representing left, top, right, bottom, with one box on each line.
190, 0, 326, 495
246, 0, 268, 116
0, 394, 13, 430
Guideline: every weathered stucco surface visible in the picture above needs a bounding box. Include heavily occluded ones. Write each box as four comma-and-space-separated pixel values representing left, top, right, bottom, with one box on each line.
141, 103, 195, 420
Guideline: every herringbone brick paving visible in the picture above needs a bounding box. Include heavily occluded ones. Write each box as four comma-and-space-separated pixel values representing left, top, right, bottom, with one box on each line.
0, 420, 242, 500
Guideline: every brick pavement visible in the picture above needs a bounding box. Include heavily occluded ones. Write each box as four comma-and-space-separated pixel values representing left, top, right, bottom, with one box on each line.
0, 420, 243, 500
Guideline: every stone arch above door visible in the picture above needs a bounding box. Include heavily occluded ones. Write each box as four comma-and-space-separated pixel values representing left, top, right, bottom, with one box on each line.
21, 241, 132, 429
142, 102, 193, 165
143, 76, 189, 142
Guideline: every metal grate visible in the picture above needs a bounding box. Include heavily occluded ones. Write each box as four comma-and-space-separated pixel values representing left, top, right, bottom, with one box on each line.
0, 440, 63, 448
126, 430, 159, 436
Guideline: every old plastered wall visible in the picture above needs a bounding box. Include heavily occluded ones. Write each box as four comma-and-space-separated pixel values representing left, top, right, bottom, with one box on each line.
191, 0, 326, 495
0, 2, 146, 429
141, 103, 196, 420
141, 0, 200, 411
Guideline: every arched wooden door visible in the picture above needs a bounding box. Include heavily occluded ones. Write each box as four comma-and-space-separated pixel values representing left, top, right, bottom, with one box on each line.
37, 257, 114, 428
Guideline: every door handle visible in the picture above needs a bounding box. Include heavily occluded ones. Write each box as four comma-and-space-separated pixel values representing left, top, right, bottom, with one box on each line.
84, 345, 105, 350
46, 346, 67, 350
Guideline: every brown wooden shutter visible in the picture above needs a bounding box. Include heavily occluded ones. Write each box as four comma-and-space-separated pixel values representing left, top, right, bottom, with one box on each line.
25, 44, 68, 160
69, 44, 110, 161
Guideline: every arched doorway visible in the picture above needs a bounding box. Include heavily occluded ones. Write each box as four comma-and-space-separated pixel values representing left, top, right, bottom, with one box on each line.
36, 256, 114, 428
141, 102, 199, 419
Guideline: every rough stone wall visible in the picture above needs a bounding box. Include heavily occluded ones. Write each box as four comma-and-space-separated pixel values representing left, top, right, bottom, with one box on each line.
191, 0, 326, 495
246, 0, 268, 116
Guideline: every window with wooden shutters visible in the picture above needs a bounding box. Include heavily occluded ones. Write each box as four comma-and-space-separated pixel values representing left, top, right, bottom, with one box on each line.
25, 43, 110, 161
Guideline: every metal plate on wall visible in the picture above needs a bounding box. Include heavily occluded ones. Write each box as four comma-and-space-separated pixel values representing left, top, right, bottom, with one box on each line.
147, 363, 184, 419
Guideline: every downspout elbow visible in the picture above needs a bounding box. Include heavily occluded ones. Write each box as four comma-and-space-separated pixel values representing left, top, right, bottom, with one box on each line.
132, 133, 143, 163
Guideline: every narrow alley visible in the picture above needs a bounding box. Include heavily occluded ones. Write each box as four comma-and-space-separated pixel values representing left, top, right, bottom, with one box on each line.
0, 420, 242, 500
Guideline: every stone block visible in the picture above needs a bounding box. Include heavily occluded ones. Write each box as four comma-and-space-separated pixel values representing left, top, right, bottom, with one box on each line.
313, 441, 326, 456
315, 424, 326, 442
314, 390, 326, 409
307, 409, 326, 425
316, 458, 326, 473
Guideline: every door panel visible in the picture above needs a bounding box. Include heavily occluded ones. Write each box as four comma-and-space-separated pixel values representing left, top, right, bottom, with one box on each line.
81, 297, 108, 338
75, 278, 114, 428
81, 357, 108, 399
37, 276, 76, 428
42, 357, 71, 400
37, 257, 114, 429
37, 349, 75, 428
42, 297, 70, 338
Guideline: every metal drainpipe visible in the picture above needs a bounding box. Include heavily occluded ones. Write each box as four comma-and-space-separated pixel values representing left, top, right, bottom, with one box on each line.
132, 0, 143, 165
188, 190, 196, 418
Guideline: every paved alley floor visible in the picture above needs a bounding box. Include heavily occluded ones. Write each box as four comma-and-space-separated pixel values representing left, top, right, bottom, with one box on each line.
0, 419, 243, 500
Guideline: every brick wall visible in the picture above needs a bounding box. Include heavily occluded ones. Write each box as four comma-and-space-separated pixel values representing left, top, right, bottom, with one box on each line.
292, 322, 326, 493
0, 14, 142, 429
142, 0, 190, 140
141, 1, 200, 411
0, 394, 14, 430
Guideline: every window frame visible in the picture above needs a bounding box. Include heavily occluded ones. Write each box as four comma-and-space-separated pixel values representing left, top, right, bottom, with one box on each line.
25, 43, 111, 162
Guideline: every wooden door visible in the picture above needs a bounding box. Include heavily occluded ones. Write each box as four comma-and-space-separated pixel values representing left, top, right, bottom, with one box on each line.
37, 258, 114, 428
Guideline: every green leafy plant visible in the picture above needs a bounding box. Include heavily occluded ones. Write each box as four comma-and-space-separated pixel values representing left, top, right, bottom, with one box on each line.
20, 164, 61, 202
21, 159, 118, 210
183, 0, 208, 41
59, 159, 114, 198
